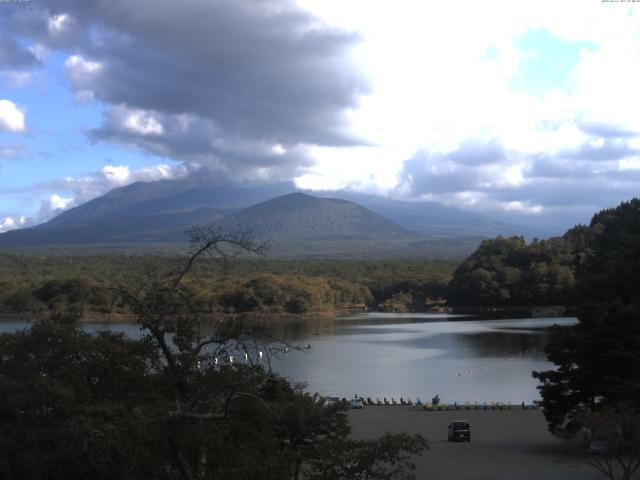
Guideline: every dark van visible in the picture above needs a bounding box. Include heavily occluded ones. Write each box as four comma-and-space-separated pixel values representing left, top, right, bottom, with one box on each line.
448, 421, 471, 442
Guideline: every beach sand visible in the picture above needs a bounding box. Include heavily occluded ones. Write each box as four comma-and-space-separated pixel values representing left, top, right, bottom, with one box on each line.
348, 407, 601, 480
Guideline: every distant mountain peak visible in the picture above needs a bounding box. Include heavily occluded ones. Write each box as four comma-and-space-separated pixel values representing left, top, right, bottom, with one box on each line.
0, 177, 545, 256
214, 192, 407, 239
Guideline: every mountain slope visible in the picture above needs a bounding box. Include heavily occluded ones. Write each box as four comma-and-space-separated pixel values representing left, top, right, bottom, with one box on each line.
312, 190, 537, 238
45, 176, 293, 228
0, 173, 544, 253
215, 192, 408, 239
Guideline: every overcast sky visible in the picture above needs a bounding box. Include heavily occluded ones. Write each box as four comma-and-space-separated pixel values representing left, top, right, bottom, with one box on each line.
1, 0, 640, 233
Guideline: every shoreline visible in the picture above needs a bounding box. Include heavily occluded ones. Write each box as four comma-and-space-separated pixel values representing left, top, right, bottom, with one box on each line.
0, 308, 351, 324
0, 304, 576, 324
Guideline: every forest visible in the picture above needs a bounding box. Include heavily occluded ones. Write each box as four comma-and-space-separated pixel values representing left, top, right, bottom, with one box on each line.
0, 255, 455, 319
447, 198, 640, 309
1, 199, 640, 319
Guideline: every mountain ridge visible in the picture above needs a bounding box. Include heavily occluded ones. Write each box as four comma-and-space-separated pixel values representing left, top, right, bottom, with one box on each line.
0, 174, 545, 257
215, 192, 409, 239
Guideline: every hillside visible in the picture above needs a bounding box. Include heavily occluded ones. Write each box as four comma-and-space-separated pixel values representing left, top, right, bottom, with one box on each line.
215, 192, 407, 239
446, 197, 640, 307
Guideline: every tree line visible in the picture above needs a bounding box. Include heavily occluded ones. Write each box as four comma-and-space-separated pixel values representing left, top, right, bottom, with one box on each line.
447, 198, 640, 308
0, 256, 455, 318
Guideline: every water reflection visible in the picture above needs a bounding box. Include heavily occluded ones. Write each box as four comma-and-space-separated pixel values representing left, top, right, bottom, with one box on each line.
0, 314, 576, 404
268, 315, 576, 403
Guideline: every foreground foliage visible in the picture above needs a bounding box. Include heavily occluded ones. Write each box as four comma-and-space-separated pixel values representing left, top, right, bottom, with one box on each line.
0, 227, 427, 479
533, 302, 640, 432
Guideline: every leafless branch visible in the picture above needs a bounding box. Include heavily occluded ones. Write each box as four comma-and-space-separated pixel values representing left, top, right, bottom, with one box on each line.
170, 225, 267, 290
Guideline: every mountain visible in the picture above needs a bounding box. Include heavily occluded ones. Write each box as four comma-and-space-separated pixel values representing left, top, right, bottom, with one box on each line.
208, 192, 431, 258
216, 192, 407, 239
309, 190, 539, 238
0, 177, 293, 246
45, 176, 293, 228
0, 173, 542, 256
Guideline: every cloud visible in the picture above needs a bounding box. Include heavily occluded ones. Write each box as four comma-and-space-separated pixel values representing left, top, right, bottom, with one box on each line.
399, 143, 526, 197
0, 215, 27, 233
29, 162, 190, 222
398, 130, 640, 228
90, 105, 317, 181
4, 0, 366, 181
0, 71, 35, 88
0, 142, 30, 159
0, 32, 41, 69
0, 99, 26, 132
3, 0, 640, 233
293, 1, 640, 225
64, 54, 103, 101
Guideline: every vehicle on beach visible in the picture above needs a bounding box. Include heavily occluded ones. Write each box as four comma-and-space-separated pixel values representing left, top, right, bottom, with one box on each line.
351, 398, 364, 409
448, 420, 471, 442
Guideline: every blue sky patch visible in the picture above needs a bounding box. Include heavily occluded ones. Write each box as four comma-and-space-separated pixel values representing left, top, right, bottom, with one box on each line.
511, 28, 597, 95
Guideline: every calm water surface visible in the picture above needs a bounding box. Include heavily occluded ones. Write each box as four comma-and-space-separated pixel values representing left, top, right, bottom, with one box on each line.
269, 313, 576, 404
1, 313, 576, 404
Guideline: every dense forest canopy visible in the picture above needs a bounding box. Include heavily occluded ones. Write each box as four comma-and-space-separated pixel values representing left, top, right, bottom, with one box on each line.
447, 236, 576, 306
448, 198, 640, 308
0, 256, 455, 318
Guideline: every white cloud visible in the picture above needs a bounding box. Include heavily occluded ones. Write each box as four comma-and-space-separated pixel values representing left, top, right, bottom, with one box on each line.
288, 0, 640, 232
101, 165, 132, 184
295, 1, 640, 187
115, 106, 165, 136
0, 99, 26, 132
48, 14, 70, 35
0, 215, 26, 233
0, 217, 16, 232
49, 194, 73, 210
619, 158, 640, 171
64, 55, 103, 101
294, 144, 408, 194
572, 45, 640, 134
271, 144, 286, 156
504, 201, 544, 214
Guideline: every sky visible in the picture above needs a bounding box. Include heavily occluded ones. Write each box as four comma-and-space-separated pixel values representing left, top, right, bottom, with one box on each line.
1, 0, 640, 234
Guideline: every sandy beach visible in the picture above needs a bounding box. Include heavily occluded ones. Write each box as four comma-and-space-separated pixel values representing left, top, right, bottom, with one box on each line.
348, 407, 602, 480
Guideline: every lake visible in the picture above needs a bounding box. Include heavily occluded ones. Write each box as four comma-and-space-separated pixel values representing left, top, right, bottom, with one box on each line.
0, 313, 576, 404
